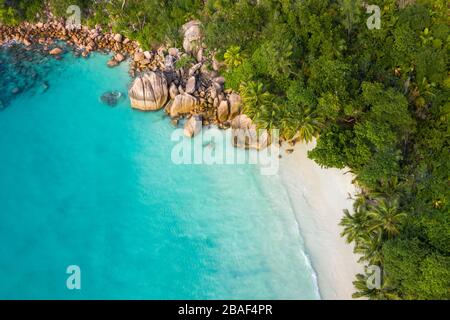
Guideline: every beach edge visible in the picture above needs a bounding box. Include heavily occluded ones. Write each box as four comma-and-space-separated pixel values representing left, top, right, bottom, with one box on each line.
279, 141, 364, 300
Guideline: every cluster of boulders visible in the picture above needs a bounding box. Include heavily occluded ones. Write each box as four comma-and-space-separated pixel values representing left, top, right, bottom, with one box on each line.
0, 19, 139, 71
128, 69, 245, 137
128, 20, 269, 149
0, 18, 269, 149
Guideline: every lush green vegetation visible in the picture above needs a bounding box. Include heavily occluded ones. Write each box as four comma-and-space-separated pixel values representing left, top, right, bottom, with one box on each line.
0, 0, 42, 24
1, 0, 448, 299
86, 0, 204, 49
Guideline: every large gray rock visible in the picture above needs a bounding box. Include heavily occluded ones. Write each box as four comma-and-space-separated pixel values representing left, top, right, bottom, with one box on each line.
129, 72, 168, 111
107, 58, 119, 68
213, 97, 219, 108
217, 100, 229, 123
169, 83, 179, 99
231, 114, 269, 150
182, 20, 202, 55
213, 76, 225, 85
165, 55, 176, 70
184, 115, 202, 137
210, 85, 218, 99
143, 51, 152, 60
113, 33, 123, 42
134, 52, 145, 62
231, 114, 252, 130
196, 48, 204, 63
212, 57, 221, 71
188, 62, 202, 76
114, 53, 125, 62
168, 93, 197, 117
185, 76, 196, 94
228, 93, 242, 119
168, 47, 179, 57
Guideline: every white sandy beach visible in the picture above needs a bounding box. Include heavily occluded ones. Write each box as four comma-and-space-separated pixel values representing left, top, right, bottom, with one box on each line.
279, 140, 363, 300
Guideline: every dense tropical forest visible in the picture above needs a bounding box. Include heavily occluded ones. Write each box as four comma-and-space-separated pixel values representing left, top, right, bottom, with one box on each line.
1, 0, 448, 299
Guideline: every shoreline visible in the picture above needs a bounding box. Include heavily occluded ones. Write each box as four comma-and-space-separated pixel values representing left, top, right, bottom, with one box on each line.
2, 20, 362, 299
0, 20, 154, 76
279, 141, 363, 300
0, 20, 242, 130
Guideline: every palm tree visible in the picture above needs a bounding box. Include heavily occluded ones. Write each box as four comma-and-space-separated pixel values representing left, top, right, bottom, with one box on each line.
352, 273, 382, 300
409, 77, 435, 116
281, 105, 322, 142
352, 271, 400, 300
296, 107, 321, 142
239, 81, 273, 119
354, 233, 384, 265
349, 188, 381, 211
375, 176, 406, 200
352, 192, 368, 211
254, 102, 281, 131
224, 45, 244, 69
340, 207, 371, 244
367, 198, 407, 239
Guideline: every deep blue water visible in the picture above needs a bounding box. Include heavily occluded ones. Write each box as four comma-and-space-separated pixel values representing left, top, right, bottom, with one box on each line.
0, 44, 319, 299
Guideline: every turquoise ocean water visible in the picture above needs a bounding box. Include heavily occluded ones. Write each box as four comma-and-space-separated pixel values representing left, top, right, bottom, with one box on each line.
0, 45, 319, 299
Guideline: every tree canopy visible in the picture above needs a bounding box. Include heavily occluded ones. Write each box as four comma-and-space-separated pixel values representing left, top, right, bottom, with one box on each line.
0, 0, 448, 299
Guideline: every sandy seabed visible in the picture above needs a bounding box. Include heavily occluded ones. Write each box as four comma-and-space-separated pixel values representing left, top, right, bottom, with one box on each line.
279, 140, 363, 300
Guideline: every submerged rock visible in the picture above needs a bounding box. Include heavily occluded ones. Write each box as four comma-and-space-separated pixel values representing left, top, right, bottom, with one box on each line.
39, 81, 49, 94
170, 118, 179, 127
49, 47, 62, 55
11, 87, 20, 94
128, 72, 168, 111
100, 90, 123, 106
107, 58, 119, 67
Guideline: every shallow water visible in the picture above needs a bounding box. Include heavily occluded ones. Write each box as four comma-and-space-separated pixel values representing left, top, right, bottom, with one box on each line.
0, 45, 319, 299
